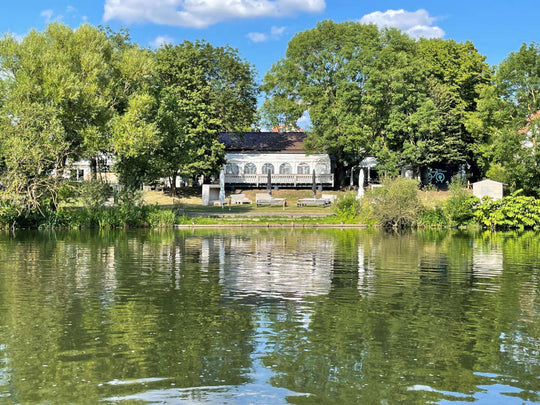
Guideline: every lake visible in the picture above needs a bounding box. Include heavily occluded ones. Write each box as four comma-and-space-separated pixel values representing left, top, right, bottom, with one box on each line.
0, 229, 538, 404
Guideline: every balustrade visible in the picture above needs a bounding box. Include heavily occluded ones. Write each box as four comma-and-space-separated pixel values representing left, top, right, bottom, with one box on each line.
224, 173, 334, 187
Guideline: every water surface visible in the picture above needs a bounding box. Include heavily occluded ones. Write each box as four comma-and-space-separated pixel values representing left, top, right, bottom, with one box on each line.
0, 229, 538, 404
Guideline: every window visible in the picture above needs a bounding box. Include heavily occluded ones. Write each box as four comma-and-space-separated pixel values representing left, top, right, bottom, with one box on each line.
297, 163, 310, 174
262, 163, 274, 174
244, 163, 256, 174
225, 163, 239, 175
279, 163, 292, 174
315, 163, 328, 174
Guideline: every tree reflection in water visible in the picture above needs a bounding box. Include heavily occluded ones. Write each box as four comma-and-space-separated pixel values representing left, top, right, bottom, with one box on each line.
0, 229, 538, 404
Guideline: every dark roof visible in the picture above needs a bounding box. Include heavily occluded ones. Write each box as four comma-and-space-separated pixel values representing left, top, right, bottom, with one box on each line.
219, 132, 306, 152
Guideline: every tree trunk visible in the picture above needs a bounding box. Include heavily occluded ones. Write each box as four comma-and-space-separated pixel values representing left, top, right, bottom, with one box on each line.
90, 157, 97, 181
334, 164, 349, 189
170, 174, 177, 196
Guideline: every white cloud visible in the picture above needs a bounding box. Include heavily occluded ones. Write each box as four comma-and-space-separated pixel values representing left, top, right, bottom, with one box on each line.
247, 25, 286, 43
103, 0, 325, 28
270, 25, 286, 37
247, 32, 268, 43
359, 9, 444, 39
150, 35, 174, 48
40, 9, 63, 24
66, 6, 78, 14
40, 9, 54, 23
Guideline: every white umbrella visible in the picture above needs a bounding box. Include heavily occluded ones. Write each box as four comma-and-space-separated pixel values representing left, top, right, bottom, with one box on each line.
357, 168, 365, 200
219, 169, 226, 205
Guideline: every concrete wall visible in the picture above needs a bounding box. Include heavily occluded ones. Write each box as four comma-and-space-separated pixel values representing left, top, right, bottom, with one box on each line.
473, 180, 503, 200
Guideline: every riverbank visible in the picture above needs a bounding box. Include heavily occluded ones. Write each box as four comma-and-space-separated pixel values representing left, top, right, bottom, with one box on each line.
2, 185, 540, 231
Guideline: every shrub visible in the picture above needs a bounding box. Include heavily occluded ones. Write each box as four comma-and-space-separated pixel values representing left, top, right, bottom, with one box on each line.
474, 193, 540, 229
79, 180, 113, 209
369, 177, 420, 228
0, 201, 19, 228
445, 177, 479, 226
147, 206, 177, 227
332, 193, 361, 222
418, 206, 449, 227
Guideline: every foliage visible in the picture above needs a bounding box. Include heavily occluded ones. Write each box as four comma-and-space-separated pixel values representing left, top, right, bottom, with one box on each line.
474, 42, 540, 196
135, 40, 259, 192
473, 193, 540, 229
445, 176, 479, 225
79, 180, 113, 209
368, 177, 421, 228
261, 22, 491, 184
261, 21, 417, 181
496, 42, 540, 118
0, 201, 18, 228
332, 193, 361, 222
0, 23, 157, 212
146, 205, 177, 227
417, 206, 449, 228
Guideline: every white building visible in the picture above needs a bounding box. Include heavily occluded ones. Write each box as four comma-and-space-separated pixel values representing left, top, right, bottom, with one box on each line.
218, 131, 334, 188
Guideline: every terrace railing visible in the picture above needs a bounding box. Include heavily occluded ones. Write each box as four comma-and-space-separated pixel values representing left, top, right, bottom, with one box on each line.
224, 173, 334, 187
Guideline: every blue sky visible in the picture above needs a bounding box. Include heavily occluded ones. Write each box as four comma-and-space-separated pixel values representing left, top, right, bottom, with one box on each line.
2, 0, 539, 83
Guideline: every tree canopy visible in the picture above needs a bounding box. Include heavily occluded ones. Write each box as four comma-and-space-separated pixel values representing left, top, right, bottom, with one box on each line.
115, 40, 258, 191
261, 21, 492, 184
0, 23, 157, 212
475, 42, 540, 196
2, 20, 540, 217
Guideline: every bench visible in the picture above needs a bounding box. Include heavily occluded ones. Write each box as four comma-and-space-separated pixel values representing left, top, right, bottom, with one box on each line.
321, 194, 337, 203
255, 193, 287, 208
297, 198, 332, 207
230, 194, 252, 205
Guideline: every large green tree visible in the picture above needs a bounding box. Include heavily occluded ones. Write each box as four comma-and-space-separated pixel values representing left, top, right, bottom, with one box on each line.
0, 23, 157, 212
399, 39, 491, 178
261, 21, 388, 184
133, 40, 258, 193
475, 42, 540, 195
261, 21, 491, 185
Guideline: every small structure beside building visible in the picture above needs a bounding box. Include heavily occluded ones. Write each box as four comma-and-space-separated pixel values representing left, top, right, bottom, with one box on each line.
201, 184, 222, 206
472, 179, 504, 201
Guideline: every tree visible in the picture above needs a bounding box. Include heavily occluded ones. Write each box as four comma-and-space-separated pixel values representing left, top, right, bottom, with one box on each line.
143, 41, 258, 194
0, 23, 157, 212
497, 42, 540, 118
261, 22, 492, 185
400, 39, 492, 179
474, 42, 540, 195
261, 21, 386, 184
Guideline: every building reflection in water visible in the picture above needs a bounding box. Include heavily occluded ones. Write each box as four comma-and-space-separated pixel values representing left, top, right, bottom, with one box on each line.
195, 233, 335, 299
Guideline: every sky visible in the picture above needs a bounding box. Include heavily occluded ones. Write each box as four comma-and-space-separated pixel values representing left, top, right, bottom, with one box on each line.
1, 0, 539, 84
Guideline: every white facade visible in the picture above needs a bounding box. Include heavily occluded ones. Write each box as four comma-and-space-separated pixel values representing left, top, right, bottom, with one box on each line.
65, 155, 117, 183
224, 152, 334, 187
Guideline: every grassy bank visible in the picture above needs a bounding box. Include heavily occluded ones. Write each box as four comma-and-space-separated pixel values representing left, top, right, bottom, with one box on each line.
2, 181, 540, 231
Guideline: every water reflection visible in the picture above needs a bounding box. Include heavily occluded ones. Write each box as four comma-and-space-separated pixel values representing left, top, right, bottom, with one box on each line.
0, 229, 538, 404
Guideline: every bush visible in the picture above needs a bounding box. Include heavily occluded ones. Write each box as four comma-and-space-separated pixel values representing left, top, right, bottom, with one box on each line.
332, 193, 361, 222
147, 205, 177, 227
369, 177, 420, 228
418, 206, 449, 227
79, 180, 113, 209
474, 193, 540, 229
0, 201, 19, 228
445, 176, 478, 226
